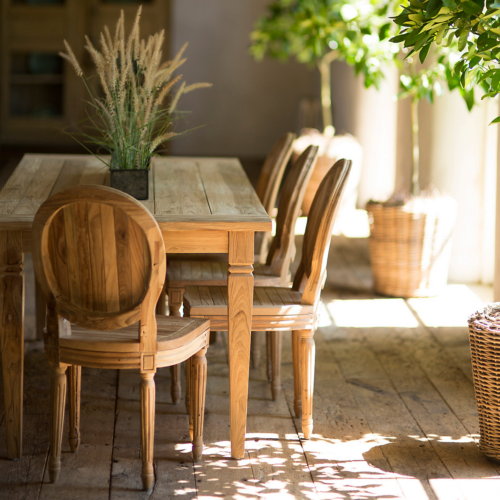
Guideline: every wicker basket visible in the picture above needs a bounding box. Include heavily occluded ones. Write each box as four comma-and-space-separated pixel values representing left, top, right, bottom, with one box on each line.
366, 198, 456, 297
469, 305, 500, 460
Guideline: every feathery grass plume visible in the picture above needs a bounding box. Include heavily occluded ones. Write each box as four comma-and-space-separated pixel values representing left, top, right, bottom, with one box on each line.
59, 40, 83, 77
59, 5, 212, 170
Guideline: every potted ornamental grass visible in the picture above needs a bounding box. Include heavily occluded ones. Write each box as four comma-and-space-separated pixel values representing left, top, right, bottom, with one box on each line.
249, 0, 400, 214
60, 6, 211, 200
366, 39, 476, 297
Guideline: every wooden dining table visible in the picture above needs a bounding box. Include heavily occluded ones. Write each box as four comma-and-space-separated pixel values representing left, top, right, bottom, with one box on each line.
0, 153, 271, 461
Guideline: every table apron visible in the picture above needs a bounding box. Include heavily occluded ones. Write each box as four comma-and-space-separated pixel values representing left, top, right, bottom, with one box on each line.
21, 229, 232, 254
161, 230, 229, 253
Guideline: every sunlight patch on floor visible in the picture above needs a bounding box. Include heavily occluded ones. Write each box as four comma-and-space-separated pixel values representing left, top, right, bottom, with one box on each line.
408, 284, 486, 328
324, 298, 419, 328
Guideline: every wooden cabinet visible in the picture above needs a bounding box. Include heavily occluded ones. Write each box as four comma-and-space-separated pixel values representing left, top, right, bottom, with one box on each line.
0, 0, 170, 146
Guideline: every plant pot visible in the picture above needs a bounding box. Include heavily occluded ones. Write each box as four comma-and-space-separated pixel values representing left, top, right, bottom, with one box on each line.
366, 197, 456, 297
110, 169, 149, 200
468, 304, 500, 461
292, 130, 363, 216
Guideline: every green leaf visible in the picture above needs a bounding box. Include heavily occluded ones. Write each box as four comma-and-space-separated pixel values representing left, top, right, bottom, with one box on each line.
394, 15, 411, 26
490, 116, 500, 124
443, 0, 458, 9
419, 43, 431, 62
414, 32, 430, 51
462, 0, 482, 14
426, 0, 443, 17
379, 23, 391, 40
492, 70, 500, 89
405, 28, 424, 46
390, 34, 409, 43
460, 87, 475, 110
458, 30, 468, 51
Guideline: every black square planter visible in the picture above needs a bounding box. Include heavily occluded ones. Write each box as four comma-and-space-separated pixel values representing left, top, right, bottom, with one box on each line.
110, 169, 149, 200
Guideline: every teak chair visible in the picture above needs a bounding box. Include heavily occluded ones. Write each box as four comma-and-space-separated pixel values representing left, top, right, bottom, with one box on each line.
32, 186, 210, 491
182, 159, 352, 439
254, 131, 297, 262
165, 145, 319, 388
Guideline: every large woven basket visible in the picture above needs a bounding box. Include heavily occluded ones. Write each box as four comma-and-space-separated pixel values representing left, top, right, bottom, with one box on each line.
469, 305, 500, 460
367, 198, 456, 297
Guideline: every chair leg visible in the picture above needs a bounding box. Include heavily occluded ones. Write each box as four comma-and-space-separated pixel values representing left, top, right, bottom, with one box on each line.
140, 372, 156, 491
68, 365, 81, 452
166, 287, 183, 404
266, 332, 272, 381
191, 346, 207, 460
270, 331, 282, 401
300, 330, 315, 439
251, 331, 262, 369
188, 357, 194, 442
49, 364, 68, 483
167, 287, 183, 317
170, 365, 181, 405
292, 331, 302, 418
185, 358, 192, 416
35, 278, 46, 340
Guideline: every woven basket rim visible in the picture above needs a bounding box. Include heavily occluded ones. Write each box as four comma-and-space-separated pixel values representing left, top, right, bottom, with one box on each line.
469, 304, 500, 332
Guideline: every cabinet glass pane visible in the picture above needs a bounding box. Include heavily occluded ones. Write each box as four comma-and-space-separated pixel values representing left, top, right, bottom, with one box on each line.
11, 0, 64, 4
10, 84, 64, 117
12, 53, 63, 75
100, 0, 151, 3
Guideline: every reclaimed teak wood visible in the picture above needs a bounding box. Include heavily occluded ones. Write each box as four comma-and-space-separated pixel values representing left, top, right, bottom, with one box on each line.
0, 154, 271, 462
166, 145, 319, 375
255, 132, 296, 262
183, 159, 352, 438
31, 185, 210, 491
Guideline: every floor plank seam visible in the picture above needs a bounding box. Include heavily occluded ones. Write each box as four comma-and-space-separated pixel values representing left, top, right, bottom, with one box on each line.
36, 428, 50, 500
319, 330, 417, 500
361, 329, 459, 487
281, 371, 321, 500
404, 300, 481, 442
108, 369, 120, 500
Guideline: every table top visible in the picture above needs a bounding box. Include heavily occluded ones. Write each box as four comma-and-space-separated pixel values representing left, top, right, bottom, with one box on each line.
0, 154, 272, 231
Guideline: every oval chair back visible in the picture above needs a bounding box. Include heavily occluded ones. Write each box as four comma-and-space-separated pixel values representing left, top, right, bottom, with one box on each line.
32, 185, 166, 348
256, 132, 296, 215
293, 159, 352, 307
266, 145, 319, 284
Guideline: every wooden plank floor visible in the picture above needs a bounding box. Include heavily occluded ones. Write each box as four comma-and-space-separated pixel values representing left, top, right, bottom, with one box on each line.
1, 235, 499, 499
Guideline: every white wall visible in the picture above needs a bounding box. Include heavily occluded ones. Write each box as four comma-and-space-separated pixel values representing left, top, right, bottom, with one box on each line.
396, 89, 496, 284
169, 0, 317, 158
427, 94, 497, 283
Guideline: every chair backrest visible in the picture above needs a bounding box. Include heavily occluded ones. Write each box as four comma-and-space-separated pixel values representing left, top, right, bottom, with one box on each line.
32, 185, 166, 351
293, 159, 352, 306
266, 145, 319, 283
255, 132, 296, 215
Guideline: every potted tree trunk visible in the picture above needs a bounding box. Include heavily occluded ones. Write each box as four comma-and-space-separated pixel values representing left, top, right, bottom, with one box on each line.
250, 0, 399, 214
60, 7, 211, 200
367, 43, 475, 297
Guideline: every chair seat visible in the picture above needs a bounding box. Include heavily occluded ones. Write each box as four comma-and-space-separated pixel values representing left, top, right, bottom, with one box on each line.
183, 286, 315, 331
167, 260, 288, 287
58, 316, 210, 369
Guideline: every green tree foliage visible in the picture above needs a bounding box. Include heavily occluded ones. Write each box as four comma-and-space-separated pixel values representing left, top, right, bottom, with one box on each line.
250, 0, 400, 87
250, 0, 401, 133
391, 0, 496, 117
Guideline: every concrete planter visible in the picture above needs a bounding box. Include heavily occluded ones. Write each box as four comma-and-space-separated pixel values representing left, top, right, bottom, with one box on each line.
110, 169, 150, 200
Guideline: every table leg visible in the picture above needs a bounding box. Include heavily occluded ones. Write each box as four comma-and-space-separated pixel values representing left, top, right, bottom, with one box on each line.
228, 231, 253, 459
0, 231, 24, 459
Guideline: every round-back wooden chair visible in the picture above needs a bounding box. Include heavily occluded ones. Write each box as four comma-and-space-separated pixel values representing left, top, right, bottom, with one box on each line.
32, 185, 210, 491
183, 159, 352, 439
